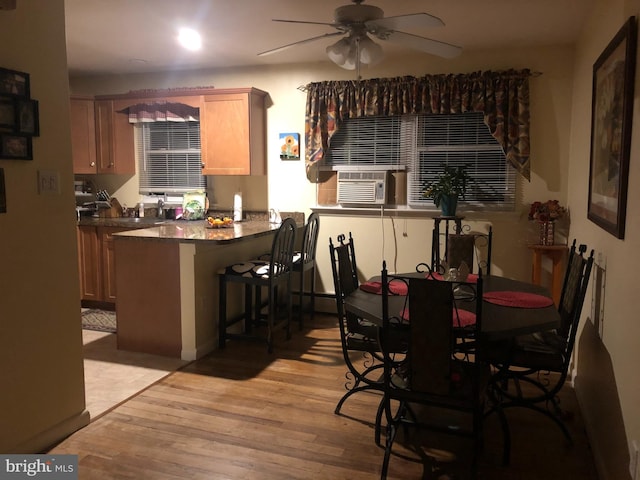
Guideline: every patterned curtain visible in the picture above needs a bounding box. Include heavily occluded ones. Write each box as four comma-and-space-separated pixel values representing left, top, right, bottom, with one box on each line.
304, 69, 532, 180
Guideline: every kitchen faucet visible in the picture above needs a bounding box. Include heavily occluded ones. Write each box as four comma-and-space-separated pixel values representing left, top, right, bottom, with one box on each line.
157, 198, 165, 218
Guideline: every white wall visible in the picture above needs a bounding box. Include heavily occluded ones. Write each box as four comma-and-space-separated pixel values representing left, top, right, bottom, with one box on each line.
568, 0, 640, 478
0, 0, 89, 452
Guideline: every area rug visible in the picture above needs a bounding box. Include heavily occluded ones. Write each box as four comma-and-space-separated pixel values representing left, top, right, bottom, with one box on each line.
81, 309, 117, 333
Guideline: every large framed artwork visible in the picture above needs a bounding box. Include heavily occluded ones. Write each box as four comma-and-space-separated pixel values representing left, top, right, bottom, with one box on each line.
588, 16, 637, 239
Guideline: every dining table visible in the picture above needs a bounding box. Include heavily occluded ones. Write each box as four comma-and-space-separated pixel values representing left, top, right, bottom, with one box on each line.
344, 273, 560, 341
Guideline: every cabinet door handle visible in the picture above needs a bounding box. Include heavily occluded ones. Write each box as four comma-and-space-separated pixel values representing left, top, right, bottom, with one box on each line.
90, 162, 96, 167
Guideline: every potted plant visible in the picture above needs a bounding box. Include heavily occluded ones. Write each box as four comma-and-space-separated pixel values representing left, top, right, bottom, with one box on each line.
422, 164, 471, 216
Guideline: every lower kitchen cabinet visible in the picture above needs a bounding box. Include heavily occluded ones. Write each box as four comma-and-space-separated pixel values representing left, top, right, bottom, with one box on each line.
77, 225, 131, 304
77, 226, 101, 301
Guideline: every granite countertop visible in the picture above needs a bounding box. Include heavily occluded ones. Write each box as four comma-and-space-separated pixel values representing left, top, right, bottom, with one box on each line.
78, 212, 305, 244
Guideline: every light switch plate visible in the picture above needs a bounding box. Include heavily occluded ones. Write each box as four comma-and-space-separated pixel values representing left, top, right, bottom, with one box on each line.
38, 170, 60, 195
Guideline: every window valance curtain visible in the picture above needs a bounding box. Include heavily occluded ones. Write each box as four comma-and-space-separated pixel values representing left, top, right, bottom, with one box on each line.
304, 69, 532, 180
118, 101, 199, 123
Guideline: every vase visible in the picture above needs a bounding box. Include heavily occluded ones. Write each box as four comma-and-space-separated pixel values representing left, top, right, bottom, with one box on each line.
440, 194, 458, 217
538, 221, 555, 245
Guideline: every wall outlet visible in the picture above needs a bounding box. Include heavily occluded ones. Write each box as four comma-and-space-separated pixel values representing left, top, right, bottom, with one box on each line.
630, 440, 639, 480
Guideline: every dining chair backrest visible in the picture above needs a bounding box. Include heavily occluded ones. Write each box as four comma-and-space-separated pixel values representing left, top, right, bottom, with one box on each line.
378, 263, 490, 477
329, 233, 363, 335
268, 217, 297, 280
329, 233, 359, 302
299, 212, 320, 266
380, 266, 485, 394
556, 240, 594, 355
446, 226, 493, 275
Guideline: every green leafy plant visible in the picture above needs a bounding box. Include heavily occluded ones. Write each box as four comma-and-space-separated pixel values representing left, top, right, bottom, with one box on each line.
422, 164, 471, 207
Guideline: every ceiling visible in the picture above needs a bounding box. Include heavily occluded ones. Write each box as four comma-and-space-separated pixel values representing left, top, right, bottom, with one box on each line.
64, 0, 593, 76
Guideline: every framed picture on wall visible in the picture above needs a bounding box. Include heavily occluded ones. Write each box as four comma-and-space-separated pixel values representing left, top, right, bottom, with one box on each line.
279, 132, 300, 160
16, 99, 39, 136
0, 67, 29, 97
0, 133, 32, 160
0, 96, 16, 131
587, 16, 637, 239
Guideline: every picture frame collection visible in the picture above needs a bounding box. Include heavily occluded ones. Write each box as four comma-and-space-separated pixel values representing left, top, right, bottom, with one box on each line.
0, 66, 39, 160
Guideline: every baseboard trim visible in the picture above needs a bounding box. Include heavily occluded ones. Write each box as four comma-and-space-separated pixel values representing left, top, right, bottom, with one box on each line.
12, 409, 90, 453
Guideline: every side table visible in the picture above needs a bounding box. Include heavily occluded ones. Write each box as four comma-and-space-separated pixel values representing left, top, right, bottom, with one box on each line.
527, 244, 568, 306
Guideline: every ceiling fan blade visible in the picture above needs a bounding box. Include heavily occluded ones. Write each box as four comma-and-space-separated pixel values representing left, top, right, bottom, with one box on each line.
257, 31, 344, 57
384, 31, 462, 59
367, 13, 444, 31
272, 19, 337, 27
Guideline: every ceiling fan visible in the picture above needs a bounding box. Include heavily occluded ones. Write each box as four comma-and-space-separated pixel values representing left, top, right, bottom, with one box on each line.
257, 0, 462, 71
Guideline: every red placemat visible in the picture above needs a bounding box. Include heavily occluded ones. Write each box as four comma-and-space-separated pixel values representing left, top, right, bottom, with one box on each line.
400, 307, 476, 327
483, 291, 554, 308
359, 279, 408, 296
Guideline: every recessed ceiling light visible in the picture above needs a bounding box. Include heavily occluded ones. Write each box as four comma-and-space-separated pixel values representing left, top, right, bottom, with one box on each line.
178, 28, 202, 51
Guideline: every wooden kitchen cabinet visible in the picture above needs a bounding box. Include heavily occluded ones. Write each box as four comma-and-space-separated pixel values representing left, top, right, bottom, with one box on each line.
200, 88, 267, 175
70, 96, 97, 174
77, 226, 101, 301
94, 99, 136, 174
100, 227, 128, 302
77, 225, 132, 304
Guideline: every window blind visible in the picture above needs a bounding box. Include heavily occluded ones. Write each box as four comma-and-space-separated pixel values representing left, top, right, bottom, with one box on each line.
324, 116, 402, 168
137, 121, 206, 194
409, 112, 515, 209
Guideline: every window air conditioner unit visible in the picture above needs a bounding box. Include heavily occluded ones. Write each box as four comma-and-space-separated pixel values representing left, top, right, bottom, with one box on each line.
337, 171, 387, 205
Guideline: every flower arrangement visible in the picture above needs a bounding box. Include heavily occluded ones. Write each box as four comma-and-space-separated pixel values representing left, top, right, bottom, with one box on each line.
528, 200, 566, 222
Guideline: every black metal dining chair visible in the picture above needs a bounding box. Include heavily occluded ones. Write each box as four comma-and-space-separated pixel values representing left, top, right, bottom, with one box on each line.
487, 240, 594, 445
375, 263, 507, 479
431, 221, 493, 275
292, 212, 320, 329
329, 233, 384, 414
218, 217, 297, 353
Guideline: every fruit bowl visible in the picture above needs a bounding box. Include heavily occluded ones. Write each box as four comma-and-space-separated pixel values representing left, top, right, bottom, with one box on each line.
205, 216, 234, 229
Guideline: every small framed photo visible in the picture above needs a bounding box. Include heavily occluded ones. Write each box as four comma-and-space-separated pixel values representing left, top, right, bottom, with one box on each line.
16, 99, 39, 136
279, 132, 300, 160
0, 96, 16, 130
0, 67, 30, 97
1, 133, 32, 160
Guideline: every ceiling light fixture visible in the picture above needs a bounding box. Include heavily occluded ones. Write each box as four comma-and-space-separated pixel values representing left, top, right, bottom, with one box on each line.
177, 28, 202, 51
326, 31, 383, 73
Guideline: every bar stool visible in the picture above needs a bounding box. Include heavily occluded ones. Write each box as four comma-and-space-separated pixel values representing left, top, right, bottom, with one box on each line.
218, 217, 297, 353
292, 212, 320, 329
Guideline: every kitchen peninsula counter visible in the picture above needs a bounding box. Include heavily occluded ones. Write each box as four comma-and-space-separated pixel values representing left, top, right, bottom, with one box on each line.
112, 215, 304, 360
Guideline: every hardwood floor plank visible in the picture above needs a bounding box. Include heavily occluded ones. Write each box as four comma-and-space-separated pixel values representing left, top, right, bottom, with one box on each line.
51, 314, 597, 479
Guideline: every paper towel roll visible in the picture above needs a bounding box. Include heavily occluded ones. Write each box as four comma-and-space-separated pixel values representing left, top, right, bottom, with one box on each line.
233, 193, 242, 222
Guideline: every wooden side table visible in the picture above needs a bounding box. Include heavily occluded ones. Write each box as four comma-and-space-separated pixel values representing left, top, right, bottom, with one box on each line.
527, 244, 568, 306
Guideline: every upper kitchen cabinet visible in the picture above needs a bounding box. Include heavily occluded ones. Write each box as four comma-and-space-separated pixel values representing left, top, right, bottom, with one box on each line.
94, 99, 136, 174
200, 88, 267, 176
70, 96, 97, 174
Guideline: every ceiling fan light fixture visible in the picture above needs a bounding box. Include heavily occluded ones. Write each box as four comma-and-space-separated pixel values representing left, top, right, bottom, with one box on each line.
358, 34, 383, 65
326, 37, 352, 66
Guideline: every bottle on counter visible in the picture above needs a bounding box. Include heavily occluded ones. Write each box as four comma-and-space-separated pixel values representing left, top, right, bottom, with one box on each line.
138, 202, 145, 218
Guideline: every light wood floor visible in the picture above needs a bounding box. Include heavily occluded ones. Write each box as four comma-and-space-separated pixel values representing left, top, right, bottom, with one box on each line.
82, 330, 189, 419
54, 314, 598, 479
